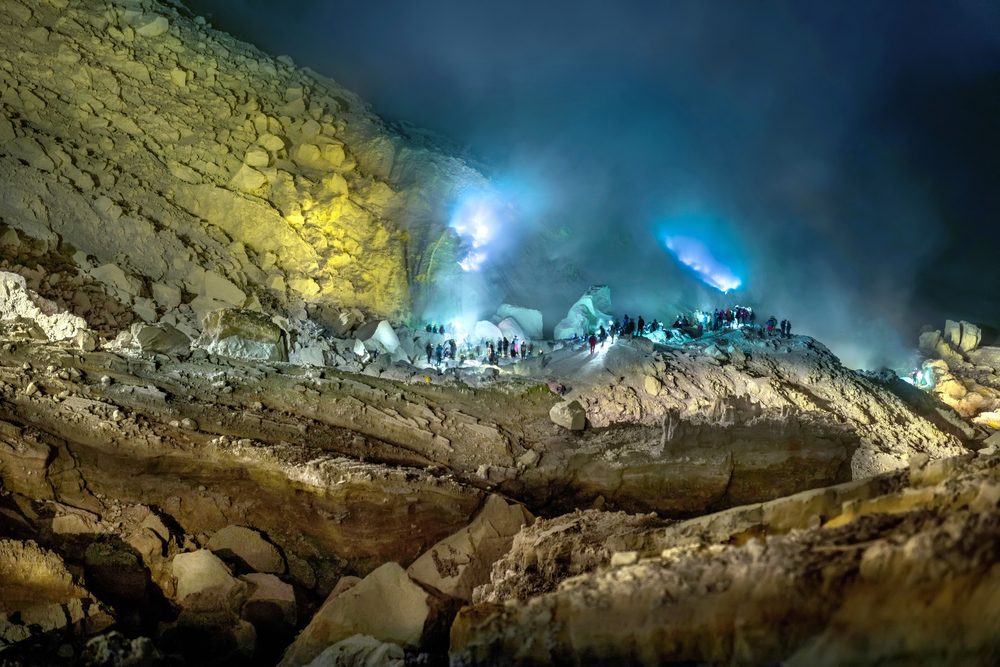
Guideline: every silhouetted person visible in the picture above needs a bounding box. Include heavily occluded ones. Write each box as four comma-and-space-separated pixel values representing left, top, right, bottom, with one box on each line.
425, 324, 432, 332
425, 342, 433, 364
502, 337, 509, 357
588, 333, 598, 354
637, 316, 645, 336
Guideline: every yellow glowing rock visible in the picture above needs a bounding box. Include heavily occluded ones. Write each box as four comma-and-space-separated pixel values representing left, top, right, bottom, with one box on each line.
301, 119, 321, 138
135, 16, 170, 38
257, 133, 286, 152
230, 164, 267, 192
321, 173, 349, 196
245, 149, 269, 168
293, 143, 323, 168
169, 67, 187, 87
288, 276, 321, 297
323, 143, 346, 168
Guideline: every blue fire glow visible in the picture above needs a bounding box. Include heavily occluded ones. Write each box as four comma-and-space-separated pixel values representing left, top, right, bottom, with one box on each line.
449, 192, 501, 271
664, 235, 742, 293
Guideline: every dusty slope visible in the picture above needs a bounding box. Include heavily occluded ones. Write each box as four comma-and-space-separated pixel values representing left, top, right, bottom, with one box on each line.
0, 0, 486, 334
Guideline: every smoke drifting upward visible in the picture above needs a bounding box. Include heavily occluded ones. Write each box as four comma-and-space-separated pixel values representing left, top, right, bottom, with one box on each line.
188, 0, 1000, 369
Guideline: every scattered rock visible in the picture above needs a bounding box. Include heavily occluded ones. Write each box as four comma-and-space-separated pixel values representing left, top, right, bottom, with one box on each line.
207, 525, 286, 574
407, 495, 533, 601
279, 563, 432, 666
195, 309, 288, 362
135, 15, 170, 38
303, 635, 404, 667
170, 549, 246, 611
549, 400, 586, 431
241, 572, 297, 628
133, 322, 191, 355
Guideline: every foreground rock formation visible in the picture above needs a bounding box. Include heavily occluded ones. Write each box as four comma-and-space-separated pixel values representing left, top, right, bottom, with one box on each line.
452, 452, 1000, 665
0, 291, 989, 663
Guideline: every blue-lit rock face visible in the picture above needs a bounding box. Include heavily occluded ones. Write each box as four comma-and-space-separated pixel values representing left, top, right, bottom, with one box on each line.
664, 236, 742, 293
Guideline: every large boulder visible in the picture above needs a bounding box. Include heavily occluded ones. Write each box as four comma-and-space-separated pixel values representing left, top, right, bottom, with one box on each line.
241, 573, 297, 633
554, 285, 614, 339
132, 322, 191, 355
942, 319, 982, 354
969, 347, 1000, 371
959, 321, 982, 353
195, 309, 288, 362
943, 320, 962, 347
407, 495, 533, 601
355, 320, 401, 355
207, 525, 286, 574
496, 317, 527, 343
170, 549, 246, 611
550, 400, 586, 431
164, 550, 255, 663
307, 303, 365, 337
473, 320, 502, 344
918, 330, 942, 355
279, 563, 432, 666
496, 304, 543, 340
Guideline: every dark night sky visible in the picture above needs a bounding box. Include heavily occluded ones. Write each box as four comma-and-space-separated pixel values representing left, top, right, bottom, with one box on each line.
184, 0, 1000, 368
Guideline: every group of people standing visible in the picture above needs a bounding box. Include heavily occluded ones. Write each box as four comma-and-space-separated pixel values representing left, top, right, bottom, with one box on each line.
575, 303, 795, 354
424, 338, 458, 365
765, 317, 793, 337
485, 336, 533, 365
423, 334, 534, 367
580, 314, 659, 354
711, 306, 754, 331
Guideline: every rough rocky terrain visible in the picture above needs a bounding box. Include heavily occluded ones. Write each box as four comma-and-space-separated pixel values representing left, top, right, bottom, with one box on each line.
452, 452, 1000, 666
0, 1, 996, 665
919, 319, 1000, 431
0, 0, 485, 339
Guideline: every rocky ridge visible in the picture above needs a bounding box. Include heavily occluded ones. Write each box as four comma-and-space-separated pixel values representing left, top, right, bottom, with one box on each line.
0, 0, 486, 338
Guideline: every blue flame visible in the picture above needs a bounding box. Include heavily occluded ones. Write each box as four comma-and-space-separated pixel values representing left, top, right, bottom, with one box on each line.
449, 191, 502, 272
664, 235, 742, 293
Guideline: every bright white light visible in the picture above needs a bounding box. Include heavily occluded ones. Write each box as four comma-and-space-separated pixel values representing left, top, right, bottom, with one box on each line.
450, 192, 504, 272
458, 251, 487, 272
665, 236, 742, 293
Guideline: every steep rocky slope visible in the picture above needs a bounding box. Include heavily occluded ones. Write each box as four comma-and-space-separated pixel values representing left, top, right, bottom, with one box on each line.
0, 0, 486, 336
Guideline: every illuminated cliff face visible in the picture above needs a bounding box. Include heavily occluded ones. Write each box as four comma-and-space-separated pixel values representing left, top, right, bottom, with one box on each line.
0, 0, 488, 329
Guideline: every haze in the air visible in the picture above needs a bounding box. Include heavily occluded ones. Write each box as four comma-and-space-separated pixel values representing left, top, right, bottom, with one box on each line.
185, 0, 1000, 369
